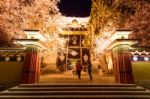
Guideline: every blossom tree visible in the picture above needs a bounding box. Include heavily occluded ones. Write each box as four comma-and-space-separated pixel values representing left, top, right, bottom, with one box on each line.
88, 0, 120, 54
124, 0, 150, 47
89, 0, 150, 54
89, 0, 150, 72
0, 0, 23, 45
0, 0, 65, 47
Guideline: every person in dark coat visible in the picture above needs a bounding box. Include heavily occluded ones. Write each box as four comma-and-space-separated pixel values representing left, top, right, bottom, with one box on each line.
87, 61, 93, 80
76, 60, 82, 79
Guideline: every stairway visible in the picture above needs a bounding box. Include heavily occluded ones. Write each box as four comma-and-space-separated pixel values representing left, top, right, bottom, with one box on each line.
0, 84, 150, 99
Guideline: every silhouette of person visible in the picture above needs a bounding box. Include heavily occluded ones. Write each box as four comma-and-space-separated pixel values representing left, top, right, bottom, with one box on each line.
76, 60, 82, 79
87, 61, 93, 80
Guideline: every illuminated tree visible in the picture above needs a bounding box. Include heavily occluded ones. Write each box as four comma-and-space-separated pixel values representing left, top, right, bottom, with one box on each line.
88, 0, 120, 54
89, 0, 150, 54
90, 0, 119, 35
0, 0, 63, 46
124, 0, 150, 47
0, 0, 23, 44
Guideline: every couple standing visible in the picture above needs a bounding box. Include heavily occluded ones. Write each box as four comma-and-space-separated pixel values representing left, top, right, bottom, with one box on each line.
76, 60, 93, 80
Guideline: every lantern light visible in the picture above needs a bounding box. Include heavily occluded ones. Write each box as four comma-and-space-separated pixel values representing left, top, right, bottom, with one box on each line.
133, 56, 138, 61
144, 56, 149, 61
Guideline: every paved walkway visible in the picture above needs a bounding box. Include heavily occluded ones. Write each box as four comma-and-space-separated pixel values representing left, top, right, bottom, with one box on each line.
39, 71, 116, 84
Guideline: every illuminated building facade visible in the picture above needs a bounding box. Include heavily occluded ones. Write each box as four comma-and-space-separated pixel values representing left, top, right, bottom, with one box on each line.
56, 18, 90, 71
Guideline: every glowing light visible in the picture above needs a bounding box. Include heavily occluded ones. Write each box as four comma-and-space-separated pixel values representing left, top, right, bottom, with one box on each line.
133, 56, 138, 61
144, 57, 149, 61
16, 40, 46, 49
5, 57, 10, 62
17, 57, 22, 62
43, 33, 67, 55
94, 30, 115, 54
64, 17, 90, 24
24, 30, 46, 42
93, 30, 132, 54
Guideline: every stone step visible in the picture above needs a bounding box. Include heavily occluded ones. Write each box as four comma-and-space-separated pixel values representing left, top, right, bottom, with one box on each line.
0, 95, 150, 99
1, 91, 150, 95
19, 84, 136, 87
9, 87, 145, 91
0, 84, 149, 99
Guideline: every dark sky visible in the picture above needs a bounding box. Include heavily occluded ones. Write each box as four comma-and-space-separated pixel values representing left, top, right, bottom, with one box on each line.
58, 0, 92, 17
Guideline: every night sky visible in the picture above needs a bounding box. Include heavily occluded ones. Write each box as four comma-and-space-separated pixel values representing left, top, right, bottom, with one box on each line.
58, 0, 92, 17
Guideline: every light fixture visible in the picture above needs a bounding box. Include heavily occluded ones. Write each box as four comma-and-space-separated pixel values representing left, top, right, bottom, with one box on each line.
144, 56, 149, 61
133, 56, 138, 61
17, 56, 22, 62
5, 56, 10, 62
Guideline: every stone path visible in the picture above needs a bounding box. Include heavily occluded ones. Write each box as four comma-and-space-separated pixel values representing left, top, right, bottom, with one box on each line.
39, 71, 115, 84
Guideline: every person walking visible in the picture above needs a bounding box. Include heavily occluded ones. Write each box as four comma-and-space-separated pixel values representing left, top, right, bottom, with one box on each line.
87, 61, 93, 80
76, 60, 82, 79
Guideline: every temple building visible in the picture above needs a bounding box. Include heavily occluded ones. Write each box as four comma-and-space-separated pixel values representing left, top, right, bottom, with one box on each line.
1, 0, 150, 98
0, 16, 149, 86
56, 18, 90, 71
